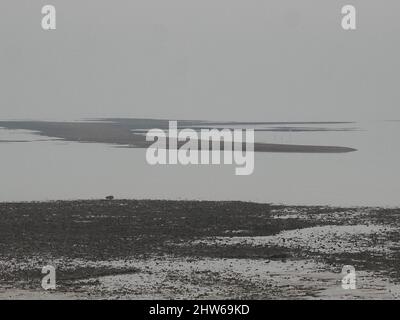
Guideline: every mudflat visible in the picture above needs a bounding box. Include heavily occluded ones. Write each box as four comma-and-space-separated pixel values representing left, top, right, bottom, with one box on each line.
0, 199, 399, 299
0, 120, 357, 153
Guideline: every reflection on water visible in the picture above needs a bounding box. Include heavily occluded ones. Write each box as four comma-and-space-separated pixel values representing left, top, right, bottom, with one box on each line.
0, 121, 399, 206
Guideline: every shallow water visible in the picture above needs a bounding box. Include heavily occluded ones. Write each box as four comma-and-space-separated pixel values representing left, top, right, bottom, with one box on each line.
0, 121, 399, 206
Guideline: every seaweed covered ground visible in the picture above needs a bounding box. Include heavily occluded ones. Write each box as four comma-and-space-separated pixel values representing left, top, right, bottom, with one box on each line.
0, 200, 399, 299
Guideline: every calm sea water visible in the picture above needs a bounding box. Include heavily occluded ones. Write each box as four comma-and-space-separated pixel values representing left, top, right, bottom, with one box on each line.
0, 121, 399, 207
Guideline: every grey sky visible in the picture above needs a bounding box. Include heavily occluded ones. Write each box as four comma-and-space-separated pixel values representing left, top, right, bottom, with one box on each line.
0, 0, 399, 121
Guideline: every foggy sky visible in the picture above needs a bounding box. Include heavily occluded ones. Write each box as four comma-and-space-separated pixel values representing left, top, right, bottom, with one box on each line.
0, 0, 399, 121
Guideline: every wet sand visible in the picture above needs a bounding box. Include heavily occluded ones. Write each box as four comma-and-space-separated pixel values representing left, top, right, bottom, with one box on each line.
0, 200, 399, 299
0, 119, 357, 153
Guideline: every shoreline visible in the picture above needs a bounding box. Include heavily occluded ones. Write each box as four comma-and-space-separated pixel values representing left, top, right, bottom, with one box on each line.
1, 199, 399, 299
0, 198, 398, 210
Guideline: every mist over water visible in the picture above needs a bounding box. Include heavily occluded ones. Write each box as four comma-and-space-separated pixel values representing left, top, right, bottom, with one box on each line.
0, 120, 399, 207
